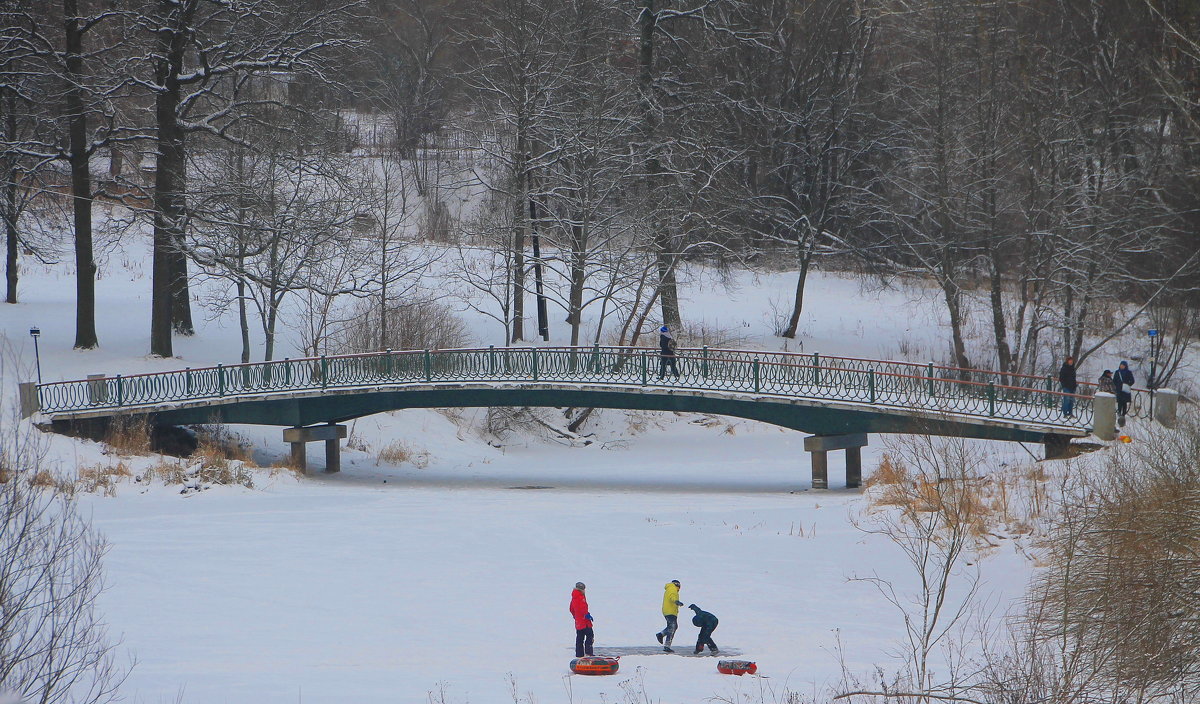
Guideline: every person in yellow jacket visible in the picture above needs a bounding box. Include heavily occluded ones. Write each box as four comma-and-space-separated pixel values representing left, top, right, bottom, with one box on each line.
655, 580, 684, 652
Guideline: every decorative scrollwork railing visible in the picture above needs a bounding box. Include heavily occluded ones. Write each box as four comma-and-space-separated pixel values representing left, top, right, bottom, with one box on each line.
37, 346, 1144, 429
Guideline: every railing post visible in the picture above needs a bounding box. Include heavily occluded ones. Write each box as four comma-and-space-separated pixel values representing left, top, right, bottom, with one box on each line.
591, 344, 601, 374
641, 349, 648, 386
531, 347, 539, 381
320, 355, 328, 389
1045, 376, 1054, 407
488, 345, 496, 376
185, 368, 193, 396
116, 374, 124, 406
385, 348, 393, 377
868, 369, 875, 404
218, 365, 225, 397
753, 358, 761, 393
988, 382, 997, 416
284, 358, 292, 386
813, 352, 821, 385
702, 345, 709, 380
926, 363, 934, 395
424, 349, 432, 381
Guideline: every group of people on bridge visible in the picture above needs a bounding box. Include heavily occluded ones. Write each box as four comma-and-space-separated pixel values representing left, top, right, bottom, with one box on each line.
569, 580, 719, 657
1059, 357, 1136, 424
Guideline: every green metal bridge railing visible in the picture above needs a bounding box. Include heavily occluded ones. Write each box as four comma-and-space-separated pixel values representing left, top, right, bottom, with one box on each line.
35, 346, 1146, 429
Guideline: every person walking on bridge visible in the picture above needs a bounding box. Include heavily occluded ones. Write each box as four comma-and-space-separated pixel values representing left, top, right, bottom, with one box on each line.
656, 580, 684, 652
658, 326, 680, 380
570, 582, 594, 657
1113, 361, 1135, 425
688, 603, 719, 655
1058, 356, 1078, 417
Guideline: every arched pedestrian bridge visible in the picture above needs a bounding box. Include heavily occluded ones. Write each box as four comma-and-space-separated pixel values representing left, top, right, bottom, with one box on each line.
22, 346, 1164, 488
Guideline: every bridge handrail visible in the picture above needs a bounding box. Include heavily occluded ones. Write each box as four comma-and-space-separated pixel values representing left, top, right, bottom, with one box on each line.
31, 345, 1137, 429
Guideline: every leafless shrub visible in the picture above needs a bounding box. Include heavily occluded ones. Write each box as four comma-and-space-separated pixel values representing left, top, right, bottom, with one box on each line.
103, 415, 151, 455
0, 410, 129, 702
995, 412, 1200, 703
847, 435, 985, 701
191, 424, 257, 467
334, 296, 471, 353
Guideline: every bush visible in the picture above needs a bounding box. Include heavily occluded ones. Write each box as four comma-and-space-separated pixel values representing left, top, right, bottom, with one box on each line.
334, 296, 471, 352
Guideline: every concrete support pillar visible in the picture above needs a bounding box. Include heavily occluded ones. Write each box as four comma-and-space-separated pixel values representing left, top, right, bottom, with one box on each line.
290, 437, 307, 473
325, 423, 341, 474
1093, 392, 1116, 441
1154, 389, 1179, 428
804, 433, 868, 490
1044, 434, 1071, 460
283, 424, 347, 475
810, 450, 829, 489
845, 445, 862, 489
18, 382, 39, 419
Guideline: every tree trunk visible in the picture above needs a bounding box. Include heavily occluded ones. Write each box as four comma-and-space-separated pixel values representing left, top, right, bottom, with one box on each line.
237, 276, 250, 363
65, 0, 98, 349
637, 0, 681, 331
568, 225, 585, 347
511, 131, 527, 341
941, 279, 970, 370
4, 90, 19, 304
781, 230, 814, 339
4, 162, 17, 304
987, 245, 1012, 373
150, 4, 193, 357
529, 193, 549, 341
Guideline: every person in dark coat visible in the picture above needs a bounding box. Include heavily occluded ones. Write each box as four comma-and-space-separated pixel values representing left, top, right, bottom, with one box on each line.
658, 326, 680, 380
687, 603, 719, 655
570, 582, 594, 657
1113, 361, 1135, 422
1058, 356, 1078, 417
1097, 370, 1114, 394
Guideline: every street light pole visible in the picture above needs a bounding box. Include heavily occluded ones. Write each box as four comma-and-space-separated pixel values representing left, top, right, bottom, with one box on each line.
1148, 328, 1159, 416
29, 327, 41, 384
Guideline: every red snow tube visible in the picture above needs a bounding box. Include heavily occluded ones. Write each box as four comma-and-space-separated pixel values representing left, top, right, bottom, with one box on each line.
570, 656, 620, 675
717, 660, 758, 676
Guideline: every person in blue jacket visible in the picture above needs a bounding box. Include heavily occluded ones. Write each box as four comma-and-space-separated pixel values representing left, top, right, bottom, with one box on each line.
1113, 361, 1135, 423
688, 603, 719, 654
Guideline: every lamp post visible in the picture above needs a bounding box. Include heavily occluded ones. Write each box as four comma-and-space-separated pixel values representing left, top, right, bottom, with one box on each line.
28, 327, 41, 384
1148, 328, 1161, 416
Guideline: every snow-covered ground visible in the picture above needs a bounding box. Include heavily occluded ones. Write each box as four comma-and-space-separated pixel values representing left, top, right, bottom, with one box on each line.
0, 232, 1116, 703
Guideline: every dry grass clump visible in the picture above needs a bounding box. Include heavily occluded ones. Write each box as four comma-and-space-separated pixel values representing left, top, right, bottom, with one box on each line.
77, 462, 131, 495
191, 425, 256, 467
866, 446, 1055, 544
377, 440, 412, 465
136, 456, 254, 492
376, 440, 430, 468
104, 416, 151, 455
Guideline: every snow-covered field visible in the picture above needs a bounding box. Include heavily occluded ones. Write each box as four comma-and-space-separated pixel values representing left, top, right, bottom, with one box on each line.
1, 236, 1095, 703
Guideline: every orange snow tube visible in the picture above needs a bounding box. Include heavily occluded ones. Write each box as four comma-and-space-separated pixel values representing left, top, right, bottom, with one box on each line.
717, 660, 758, 676
570, 656, 620, 675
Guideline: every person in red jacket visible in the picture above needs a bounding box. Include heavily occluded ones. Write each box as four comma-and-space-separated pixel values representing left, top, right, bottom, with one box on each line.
570, 581, 594, 657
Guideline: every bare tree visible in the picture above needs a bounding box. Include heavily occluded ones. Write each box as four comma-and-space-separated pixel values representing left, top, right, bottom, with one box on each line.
131, 0, 359, 357
845, 434, 985, 702
0, 402, 129, 703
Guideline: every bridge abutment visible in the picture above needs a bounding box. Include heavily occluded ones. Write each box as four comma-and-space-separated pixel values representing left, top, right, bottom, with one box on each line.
283, 423, 347, 475
804, 433, 868, 489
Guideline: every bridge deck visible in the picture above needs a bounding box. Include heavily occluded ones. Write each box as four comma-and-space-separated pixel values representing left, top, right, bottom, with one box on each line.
27, 347, 1136, 444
